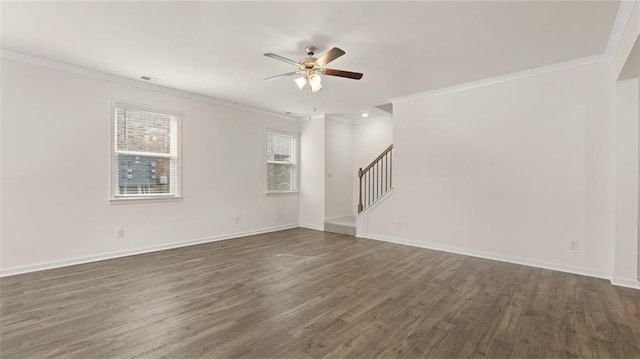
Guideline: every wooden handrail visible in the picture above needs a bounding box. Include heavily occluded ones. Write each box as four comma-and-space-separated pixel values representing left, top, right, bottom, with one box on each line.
361, 144, 393, 175
358, 144, 393, 213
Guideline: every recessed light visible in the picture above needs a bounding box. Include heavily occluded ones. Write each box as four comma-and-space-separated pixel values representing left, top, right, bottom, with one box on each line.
362, 113, 369, 118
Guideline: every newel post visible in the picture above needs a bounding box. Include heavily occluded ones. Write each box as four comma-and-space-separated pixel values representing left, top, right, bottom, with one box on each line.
357, 168, 364, 213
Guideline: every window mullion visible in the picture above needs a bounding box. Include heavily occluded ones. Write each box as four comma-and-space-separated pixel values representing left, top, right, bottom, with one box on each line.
115, 150, 174, 158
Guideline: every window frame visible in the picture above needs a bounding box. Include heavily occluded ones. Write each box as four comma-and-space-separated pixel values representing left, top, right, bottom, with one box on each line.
109, 100, 182, 204
265, 129, 298, 195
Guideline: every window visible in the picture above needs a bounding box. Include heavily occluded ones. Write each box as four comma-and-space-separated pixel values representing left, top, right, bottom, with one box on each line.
266, 130, 297, 193
111, 102, 180, 201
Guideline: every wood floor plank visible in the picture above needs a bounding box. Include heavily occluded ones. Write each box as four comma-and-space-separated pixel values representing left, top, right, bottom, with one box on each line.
1, 228, 639, 358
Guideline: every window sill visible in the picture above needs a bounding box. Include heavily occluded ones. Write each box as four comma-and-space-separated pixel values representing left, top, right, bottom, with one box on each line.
109, 196, 183, 205
265, 191, 299, 196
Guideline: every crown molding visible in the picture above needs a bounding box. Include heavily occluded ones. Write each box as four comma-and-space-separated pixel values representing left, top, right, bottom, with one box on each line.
605, 0, 637, 58
391, 0, 637, 104
325, 114, 391, 125
1, 50, 298, 122
325, 115, 356, 125
390, 54, 608, 104
308, 113, 326, 121
352, 114, 391, 125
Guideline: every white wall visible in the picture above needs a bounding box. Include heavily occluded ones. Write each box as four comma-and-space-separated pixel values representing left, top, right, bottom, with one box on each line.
611, 4, 640, 284
363, 3, 640, 283
299, 115, 325, 229
0, 58, 300, 274
366, 62, 617, 277
324, 118, 353, 219
611, 3, 640, 282
352, 116, 394, 173
613, 78, 639, 284
352, 116, 394, 212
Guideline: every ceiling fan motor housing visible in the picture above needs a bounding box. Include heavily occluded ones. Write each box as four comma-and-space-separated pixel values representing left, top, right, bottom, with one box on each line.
300, 59, 317, 70
300, 46, 318, 70
305, 46, 317, 56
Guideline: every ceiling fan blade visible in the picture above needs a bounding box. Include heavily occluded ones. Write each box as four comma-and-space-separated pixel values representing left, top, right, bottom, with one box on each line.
264, 71, 300, 81
315, 47, 346, 67
264, 53, 300, 66
321, 68, 363, 80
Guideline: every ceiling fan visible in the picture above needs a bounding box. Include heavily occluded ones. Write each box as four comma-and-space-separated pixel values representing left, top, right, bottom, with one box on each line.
264, 46, 363, 92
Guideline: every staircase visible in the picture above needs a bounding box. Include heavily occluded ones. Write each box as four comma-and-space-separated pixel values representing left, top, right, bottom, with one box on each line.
358, 144, 393, 213
324, 144, 393, 237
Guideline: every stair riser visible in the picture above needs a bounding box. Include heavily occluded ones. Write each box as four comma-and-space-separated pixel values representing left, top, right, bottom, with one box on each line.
324, 223, 356, 236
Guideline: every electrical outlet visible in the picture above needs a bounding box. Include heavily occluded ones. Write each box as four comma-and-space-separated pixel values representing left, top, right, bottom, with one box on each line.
279, 212, 283, 218
569, 241, 579, 250
235, 216, 240, 224
116, 228, 124, 238
397, 221, 402, 229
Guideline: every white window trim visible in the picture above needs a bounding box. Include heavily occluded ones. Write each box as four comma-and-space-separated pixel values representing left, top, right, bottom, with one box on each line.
109, 99, 182, 204
265, 128, 299, 195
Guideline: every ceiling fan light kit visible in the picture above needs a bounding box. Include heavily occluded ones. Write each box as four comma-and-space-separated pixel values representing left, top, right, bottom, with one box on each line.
293, 73, 322, 92
264, 46, 363, 93
294, 76, 307, 90
308, 73, 322, 92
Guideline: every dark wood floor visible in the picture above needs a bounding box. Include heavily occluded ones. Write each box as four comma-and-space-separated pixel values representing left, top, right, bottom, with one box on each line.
1, 228, 639, 358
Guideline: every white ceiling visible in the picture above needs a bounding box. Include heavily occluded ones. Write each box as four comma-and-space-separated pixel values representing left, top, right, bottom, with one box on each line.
1, 1, 621, 119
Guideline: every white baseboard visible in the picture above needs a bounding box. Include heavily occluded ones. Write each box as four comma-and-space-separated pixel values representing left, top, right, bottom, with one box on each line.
610, 277, 640, 289
6, 224, 633, 291
0, 223, 299, 277
298, 223, 324, 231
363, 233, 611, 281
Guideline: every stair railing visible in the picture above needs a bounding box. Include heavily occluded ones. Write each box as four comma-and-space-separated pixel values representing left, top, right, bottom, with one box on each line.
358, 144, 393, 213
